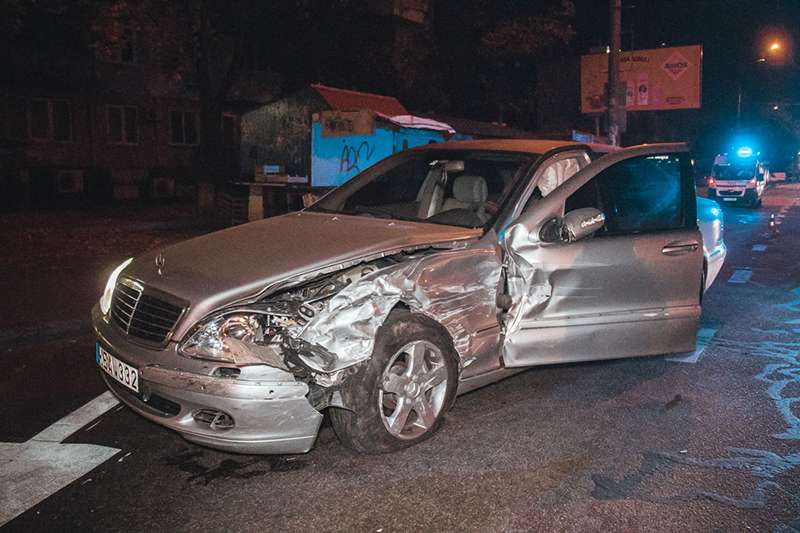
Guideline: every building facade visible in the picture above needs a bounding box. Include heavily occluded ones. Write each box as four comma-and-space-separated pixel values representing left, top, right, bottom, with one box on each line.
0, 24, 266, 208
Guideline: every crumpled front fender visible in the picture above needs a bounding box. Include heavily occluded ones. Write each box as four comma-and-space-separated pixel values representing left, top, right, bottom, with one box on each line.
295, 244, 504, 374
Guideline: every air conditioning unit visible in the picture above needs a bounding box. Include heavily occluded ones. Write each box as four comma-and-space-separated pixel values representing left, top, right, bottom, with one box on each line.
56, 169, 85, 194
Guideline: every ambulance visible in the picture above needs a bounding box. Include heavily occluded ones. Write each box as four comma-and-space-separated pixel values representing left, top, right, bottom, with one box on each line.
706, 147, 766, 207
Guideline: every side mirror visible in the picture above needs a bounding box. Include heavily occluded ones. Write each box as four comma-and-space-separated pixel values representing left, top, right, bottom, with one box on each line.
539, 207, 605, 243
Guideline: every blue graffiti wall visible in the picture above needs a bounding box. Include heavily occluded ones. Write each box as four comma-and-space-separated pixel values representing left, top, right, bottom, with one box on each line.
311, 121, 466, 187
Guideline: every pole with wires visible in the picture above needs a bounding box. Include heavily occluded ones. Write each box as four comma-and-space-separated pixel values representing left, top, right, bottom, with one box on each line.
607, 0, 622, 146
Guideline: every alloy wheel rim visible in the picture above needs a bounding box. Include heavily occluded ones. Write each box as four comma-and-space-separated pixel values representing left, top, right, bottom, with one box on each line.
378, 340, 448, 440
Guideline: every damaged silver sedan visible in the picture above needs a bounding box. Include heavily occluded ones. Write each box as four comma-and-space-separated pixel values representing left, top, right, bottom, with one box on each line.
92, 140, 705, 454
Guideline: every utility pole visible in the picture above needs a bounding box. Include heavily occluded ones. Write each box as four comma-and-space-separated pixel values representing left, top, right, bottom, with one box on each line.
607, 0, 622, 146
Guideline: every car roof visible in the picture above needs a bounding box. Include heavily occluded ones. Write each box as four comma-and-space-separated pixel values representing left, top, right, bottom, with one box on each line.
409, 138, 682, 158
411, 138, 585, 155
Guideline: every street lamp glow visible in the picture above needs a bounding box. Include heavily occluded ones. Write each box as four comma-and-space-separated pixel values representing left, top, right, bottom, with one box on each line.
769, 41, 782, 53
737, 146, 754, 158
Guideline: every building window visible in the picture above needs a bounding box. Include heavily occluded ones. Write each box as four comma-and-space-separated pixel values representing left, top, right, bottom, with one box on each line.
7, 96, 27, 141
107, 105, 139, 144
27, 98, 73, 142
170, 110, 198, 145
29, 99, 50, 140
52, 100, 72, 141
110, 28, 139, 64
222, 114, 236, 145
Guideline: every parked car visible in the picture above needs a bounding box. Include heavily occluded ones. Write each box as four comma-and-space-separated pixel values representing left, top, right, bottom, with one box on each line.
94, 140, 706, 455
696, 196, 726, 290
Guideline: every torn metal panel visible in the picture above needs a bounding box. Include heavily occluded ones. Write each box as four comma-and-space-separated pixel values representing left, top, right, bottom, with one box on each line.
501, 220, 552, 338
295, 244, 504, 374
125, 212, 480, 342
220, 339, 289, 370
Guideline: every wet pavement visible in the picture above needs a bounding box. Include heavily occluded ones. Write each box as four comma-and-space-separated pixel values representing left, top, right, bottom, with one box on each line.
2, 186, 800, 532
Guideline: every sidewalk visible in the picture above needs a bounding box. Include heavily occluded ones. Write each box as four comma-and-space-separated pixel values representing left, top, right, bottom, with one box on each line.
0, 203, 210, 335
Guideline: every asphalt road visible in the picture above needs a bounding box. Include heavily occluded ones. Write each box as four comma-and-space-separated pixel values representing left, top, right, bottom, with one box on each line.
2, 186, 800, 532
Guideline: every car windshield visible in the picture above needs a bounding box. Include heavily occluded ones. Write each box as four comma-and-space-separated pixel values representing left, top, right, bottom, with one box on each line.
713, 164, 754, 180
308, 150, 536, 228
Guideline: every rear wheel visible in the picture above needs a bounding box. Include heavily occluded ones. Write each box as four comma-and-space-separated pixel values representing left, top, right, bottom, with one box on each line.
329, 312, 458, 453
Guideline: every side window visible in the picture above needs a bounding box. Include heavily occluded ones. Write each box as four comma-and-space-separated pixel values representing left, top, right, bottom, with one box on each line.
565, 178, 601, 213
565, 153, 689, 235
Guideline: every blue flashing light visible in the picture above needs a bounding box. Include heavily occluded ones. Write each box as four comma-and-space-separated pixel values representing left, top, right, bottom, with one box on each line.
737, 146, 754, 158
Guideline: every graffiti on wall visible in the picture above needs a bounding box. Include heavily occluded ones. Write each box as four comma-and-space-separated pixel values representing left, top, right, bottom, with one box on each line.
339, 140, 375, 174
311, 121, 451, 187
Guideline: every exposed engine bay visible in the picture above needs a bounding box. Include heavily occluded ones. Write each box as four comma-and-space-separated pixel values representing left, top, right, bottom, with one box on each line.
176, 237, 503, 414
195, 252, 435, 384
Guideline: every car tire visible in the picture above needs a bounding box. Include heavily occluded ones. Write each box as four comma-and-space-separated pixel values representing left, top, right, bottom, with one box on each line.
329, 311, 459, 454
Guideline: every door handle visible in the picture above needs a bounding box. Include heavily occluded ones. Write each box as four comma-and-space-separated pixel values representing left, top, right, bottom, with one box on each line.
662, 241, 699, 256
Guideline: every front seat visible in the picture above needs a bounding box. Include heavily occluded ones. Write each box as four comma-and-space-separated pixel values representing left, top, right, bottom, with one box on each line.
441, 175, 488, 221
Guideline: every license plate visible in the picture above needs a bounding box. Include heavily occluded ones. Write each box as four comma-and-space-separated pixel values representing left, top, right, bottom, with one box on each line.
97, 343, 139, 393
723, 198, 737, 202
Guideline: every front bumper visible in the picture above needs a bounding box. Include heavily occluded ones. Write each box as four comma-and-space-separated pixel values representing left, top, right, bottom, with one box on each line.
92, 306, 323, 454
708, 187, 758, 204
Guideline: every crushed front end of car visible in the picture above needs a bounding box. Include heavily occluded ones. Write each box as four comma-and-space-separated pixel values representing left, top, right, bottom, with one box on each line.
92, 234, 499, 454
93, 300, 325, 454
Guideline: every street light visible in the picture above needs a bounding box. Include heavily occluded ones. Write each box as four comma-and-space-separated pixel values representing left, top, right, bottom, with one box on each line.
763, 35, 790, 65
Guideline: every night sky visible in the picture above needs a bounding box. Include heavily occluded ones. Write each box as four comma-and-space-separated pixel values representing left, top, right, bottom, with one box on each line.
3, 0, 799, 167
575, 0, 800, 164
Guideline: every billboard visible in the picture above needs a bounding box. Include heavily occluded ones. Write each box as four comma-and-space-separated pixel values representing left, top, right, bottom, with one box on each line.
581, 45, 702, 113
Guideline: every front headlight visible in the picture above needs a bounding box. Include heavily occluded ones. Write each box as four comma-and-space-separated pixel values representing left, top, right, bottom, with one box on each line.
179, 313, 261, 363
99, 258, 133, 315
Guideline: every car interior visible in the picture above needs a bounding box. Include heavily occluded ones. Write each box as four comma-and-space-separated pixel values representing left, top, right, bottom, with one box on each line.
330, 153, 529, 228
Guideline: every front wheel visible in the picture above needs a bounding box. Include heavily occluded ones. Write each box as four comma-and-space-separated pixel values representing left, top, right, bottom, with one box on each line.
330, 312, 458, 453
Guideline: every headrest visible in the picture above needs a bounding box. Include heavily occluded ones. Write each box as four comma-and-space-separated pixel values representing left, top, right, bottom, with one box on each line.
453, 175, 488, 204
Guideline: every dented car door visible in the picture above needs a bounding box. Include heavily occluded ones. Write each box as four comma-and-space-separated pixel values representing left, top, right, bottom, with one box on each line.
501, 143, 703, 367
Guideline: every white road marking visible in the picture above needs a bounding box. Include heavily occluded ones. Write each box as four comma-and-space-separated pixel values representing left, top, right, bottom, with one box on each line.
752, 244, 768, 252
0, 391, 121, 526
31, 392, 119, 443
667, 328, 717, 364
729, 269, 753, 284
